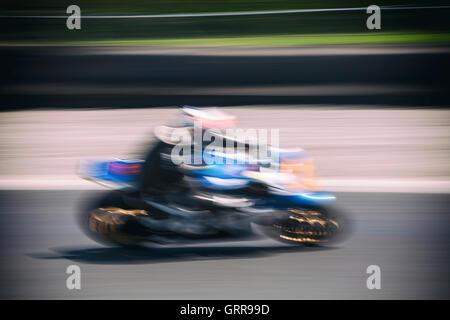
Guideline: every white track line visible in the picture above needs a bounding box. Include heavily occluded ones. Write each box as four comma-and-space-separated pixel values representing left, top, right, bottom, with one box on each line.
1, 6, 450, 19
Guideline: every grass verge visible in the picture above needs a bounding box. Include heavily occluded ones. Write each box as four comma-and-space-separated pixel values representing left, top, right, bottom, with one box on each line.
3, 33, 450, 46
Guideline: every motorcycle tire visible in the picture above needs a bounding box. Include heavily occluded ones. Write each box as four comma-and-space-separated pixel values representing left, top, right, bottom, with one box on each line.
78, 190, 150, 247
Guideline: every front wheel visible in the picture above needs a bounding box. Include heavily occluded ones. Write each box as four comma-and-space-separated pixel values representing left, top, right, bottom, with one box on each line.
260, 206, 351, 245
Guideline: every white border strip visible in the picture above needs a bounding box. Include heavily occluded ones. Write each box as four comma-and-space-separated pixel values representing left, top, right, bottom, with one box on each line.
1, 6, 450, 19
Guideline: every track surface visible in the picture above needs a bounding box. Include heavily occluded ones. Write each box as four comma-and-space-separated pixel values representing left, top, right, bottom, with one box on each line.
0, 191, 448, 299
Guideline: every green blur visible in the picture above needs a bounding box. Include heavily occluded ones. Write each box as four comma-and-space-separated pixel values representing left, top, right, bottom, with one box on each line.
1, 1, 450, 46
4, 33, 450, 47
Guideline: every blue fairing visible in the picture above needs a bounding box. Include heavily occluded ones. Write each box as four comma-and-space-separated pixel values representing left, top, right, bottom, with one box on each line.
82, 160, 143, 182
273, 192, 336, 206
195, 163, 248, 179
194, 164, 251, 190
191, 151, 336, 204
193, 167, 335, 205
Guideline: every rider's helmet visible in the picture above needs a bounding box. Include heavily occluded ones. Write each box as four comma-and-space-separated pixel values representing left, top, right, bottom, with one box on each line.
179, 105, 237, 130
154, 105, 237, 146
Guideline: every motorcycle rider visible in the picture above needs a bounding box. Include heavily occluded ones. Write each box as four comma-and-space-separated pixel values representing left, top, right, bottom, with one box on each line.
138, 106, 239, 197
134, 106, 249, 236
138, 105, 317, 198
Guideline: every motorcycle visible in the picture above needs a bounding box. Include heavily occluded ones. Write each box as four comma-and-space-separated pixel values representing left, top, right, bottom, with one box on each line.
78, 111, 350, 248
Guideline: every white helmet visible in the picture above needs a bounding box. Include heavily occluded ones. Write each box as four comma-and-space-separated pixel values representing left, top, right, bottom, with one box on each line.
154, 106, 237, 145
180, 105, 237, 130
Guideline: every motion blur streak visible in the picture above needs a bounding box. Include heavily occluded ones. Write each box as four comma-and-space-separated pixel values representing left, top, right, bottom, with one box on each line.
1, 0, 449, 301
0, 107, 448, 192
3, 5, 450, 18
2, 46, 449, 108
0, 105, 449, 299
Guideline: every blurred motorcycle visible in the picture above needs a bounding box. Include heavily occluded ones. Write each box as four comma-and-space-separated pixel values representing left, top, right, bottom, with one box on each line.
78, 107, 350, 247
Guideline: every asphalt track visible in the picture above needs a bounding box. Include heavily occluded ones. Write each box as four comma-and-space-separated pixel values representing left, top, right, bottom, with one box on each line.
1, 45, 450, 109
0, 190, 448, 299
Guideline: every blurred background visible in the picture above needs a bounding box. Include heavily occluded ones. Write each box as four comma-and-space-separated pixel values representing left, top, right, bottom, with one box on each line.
0, 1, 449, 300
1, 0, 450, 44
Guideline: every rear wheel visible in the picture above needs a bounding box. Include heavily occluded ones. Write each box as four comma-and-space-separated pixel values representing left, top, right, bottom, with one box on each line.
78, 191, 149, 247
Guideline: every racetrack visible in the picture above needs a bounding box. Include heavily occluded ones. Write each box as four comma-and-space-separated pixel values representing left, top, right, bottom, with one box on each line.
0, 190, 448, 299
1, 44, 449, 300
